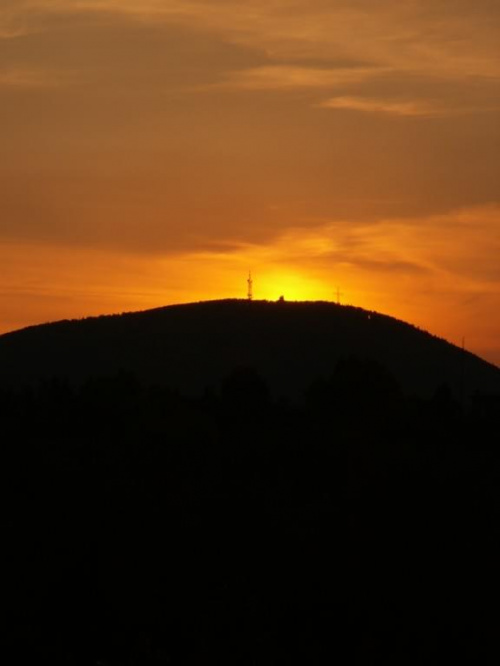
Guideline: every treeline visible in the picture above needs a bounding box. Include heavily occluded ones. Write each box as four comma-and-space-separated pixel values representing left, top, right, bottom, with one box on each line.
3, 299, 499, 401
4, 358, 500, 664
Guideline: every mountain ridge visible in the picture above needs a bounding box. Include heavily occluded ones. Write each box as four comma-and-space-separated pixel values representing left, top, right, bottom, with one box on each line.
1, 298, 498, 399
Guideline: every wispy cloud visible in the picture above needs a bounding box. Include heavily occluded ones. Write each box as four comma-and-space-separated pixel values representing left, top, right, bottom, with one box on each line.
0, 66, 65, 88
208, 204, 500, 289
0, 1, 34, 39
26, 0, 500, 81
212, 65, 389, 91
319, 96, 443, 116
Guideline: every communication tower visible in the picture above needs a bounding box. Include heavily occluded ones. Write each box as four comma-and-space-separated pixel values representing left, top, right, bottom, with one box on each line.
247, 271, 253, 301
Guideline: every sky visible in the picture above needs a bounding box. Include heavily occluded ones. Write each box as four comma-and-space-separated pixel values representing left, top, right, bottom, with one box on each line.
1, 0, 499, 365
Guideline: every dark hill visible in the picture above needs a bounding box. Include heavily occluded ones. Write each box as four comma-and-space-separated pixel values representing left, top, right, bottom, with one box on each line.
0, 299, 498, 399
5, 301, 500, 663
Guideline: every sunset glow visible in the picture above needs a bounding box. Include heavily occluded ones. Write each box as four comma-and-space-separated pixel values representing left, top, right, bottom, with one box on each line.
1, 1, 499, 364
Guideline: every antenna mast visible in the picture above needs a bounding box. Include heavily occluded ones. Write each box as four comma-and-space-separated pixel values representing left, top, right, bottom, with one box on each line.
247, 271, 253, 301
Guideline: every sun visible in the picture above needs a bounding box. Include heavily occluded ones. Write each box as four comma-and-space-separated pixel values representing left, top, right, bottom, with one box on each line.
253, 269, 333, 302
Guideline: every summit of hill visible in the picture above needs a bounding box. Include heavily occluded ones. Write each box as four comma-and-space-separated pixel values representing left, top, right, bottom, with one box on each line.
0, 299, 498, 399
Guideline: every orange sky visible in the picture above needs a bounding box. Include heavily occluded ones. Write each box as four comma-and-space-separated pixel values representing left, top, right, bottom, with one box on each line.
1, 1, 499, 365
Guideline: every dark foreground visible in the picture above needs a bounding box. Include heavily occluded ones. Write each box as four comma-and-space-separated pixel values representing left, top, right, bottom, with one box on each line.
4, 360, 500, 664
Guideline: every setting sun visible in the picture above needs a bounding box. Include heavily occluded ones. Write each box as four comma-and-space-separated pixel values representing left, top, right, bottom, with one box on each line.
252, 271, 330, 303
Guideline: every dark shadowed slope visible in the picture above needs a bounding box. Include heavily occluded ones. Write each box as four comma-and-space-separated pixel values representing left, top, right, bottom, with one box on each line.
0, 299, 498, 399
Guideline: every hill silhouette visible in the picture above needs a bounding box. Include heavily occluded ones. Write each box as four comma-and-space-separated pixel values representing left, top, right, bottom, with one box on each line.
4, 299, 500, 664
0, 299, 498, 400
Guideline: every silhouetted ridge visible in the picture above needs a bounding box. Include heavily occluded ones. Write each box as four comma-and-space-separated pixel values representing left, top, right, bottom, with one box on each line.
0, 299, 498, 399
4, 300, 500, 663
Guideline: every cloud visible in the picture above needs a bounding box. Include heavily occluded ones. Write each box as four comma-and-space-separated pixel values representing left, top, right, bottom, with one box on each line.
216, 204, 500, 290
25, 0, 500, 81
4, 1, 499, 111
0, 66, 65, 88
211, 65, 389, 91
0, 1, 37, 39
319, 96, 444, 116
